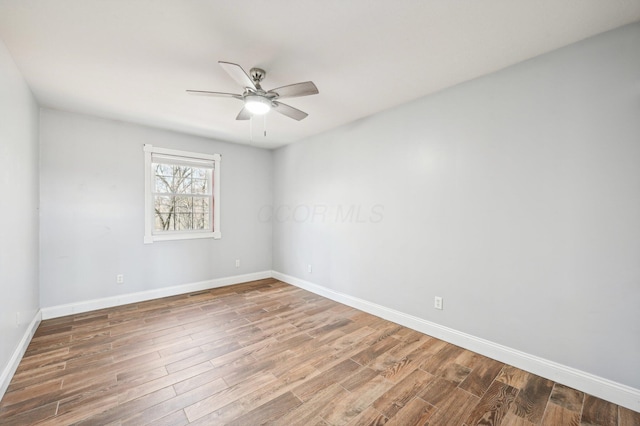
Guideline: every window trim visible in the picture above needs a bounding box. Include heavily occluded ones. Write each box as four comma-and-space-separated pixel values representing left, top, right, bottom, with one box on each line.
144, 144, 221, 244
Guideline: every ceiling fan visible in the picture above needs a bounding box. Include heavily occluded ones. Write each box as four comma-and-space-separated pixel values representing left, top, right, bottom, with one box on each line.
187, 61, 319, 121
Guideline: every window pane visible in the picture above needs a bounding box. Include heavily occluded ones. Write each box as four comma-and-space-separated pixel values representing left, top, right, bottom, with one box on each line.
175, 178, 192, 194
192, 168, 207, 179
193, 197, 209, 212
154, 195, 173, 231
173, 166, 192, 194
193, 197, 210, 229
173, 196, 191, 230
155, 175, 172, 193
154, 163, 173, 177
193, 211, 209, 230
192, 178, 208, 194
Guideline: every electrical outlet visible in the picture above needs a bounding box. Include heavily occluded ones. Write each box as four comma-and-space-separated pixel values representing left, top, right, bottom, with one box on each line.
235, 259, 240, 268
434, 296, 443, 310
116, 274, 124, 284
308, 264, 312, 273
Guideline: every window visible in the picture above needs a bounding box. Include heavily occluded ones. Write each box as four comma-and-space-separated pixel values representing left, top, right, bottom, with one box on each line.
144, 144, 221, 243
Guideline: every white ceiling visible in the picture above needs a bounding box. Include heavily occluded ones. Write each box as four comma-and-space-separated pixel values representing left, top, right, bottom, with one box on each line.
1, 1, 639, 149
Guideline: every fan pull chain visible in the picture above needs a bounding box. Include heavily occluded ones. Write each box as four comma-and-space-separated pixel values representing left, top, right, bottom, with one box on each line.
264, 115, 267, 138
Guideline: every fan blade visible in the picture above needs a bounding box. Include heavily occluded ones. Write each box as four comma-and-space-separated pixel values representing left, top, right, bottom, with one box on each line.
236, 106, 251, 120
268, 81, 318, 99
186, 90, 242, 100
219, 61, 256, 90
273, 101, 308, 121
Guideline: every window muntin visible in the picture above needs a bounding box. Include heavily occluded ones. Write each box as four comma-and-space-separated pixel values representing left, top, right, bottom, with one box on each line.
144, 145, 221, 243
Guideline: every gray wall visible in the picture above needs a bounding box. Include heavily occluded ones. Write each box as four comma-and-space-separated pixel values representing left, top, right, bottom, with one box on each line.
273, 24, 640, 388
0, 39, 40, 380
39, 109, 272, 307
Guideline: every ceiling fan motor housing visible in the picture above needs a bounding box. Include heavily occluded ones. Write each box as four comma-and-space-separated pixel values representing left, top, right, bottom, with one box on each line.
249, 68, 266, 85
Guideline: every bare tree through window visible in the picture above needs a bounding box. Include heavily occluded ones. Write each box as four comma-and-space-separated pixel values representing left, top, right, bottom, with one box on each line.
153, 163, 212, 231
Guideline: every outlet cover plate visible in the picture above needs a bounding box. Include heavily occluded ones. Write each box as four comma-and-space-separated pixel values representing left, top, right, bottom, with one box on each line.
434, 296, 443, 310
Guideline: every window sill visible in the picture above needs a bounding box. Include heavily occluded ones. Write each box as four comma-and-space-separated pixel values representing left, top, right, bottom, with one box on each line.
144, 231, 221, 244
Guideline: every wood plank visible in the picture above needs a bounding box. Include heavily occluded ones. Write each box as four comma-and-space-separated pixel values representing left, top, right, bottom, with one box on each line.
120, 376, 231, 425
549, 383, 584, 412
417, 376, 458, 407
439, 362, 472, 384
495, 365, 532, 389
541, 402, 581, 426
419, 343, 465, 376
7, 362, 66, 392
74, 386, 176, 426
0, 401, 58, 425
40, 393, 119, 425
225, 391, 302, 426
1, 372, 116, 419
193, 364, 318, 425
172, 355, 255, 395
457, 354, 504, 397
221, 349, 296, 387
345, 406, 388, 426
183, 371, 276, 422
14, 347, 70, 370
273, 383, 350, 425
372, 368, 434, 419
501, 410, 538, 426
0, 378, 63, 408
580, 394, 617, 426
350, 336, 402, 366
147, 410, 190, 426
422, 387, 480, 426
618, 406, 640, 426
341, 367, 380, 392
386, 397, 436, 426
378, 339, 442, 384
331, 326, 377, 351
320, 375, 392, 425
116, 365, 167, 385
464, 380, 518, 426
292, 358, 361, 401
117, 358, 214, 403
511, 373, 554, 424
366, 333, 430, 373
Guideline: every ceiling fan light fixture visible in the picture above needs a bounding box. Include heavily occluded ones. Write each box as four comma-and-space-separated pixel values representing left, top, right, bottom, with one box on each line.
244, 95, 271, 115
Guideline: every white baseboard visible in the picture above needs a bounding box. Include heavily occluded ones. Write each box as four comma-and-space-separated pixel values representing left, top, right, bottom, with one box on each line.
0, 310, 42, 401
272, 270, 640, 412
41, 270, 272, 320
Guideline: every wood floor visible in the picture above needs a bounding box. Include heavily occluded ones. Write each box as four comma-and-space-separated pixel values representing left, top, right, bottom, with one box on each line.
1, 279, 638, 425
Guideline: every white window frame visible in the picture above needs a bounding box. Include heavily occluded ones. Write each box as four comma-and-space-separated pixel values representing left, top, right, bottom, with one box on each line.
144, 144, 221, 244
